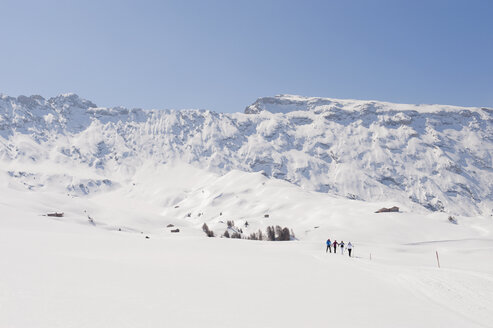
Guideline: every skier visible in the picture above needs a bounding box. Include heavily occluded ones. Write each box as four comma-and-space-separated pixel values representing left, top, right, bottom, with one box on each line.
333, 240, 338, 254
340, 240, 345, 255
347, 242, 353, 257
326, 239, 332, 253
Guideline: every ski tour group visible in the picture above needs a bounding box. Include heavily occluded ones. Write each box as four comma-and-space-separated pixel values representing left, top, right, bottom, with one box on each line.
326, 239, 353, 257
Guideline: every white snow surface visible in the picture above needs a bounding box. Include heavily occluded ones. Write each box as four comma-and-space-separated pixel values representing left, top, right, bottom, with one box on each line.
1, 163, 493, 327
0, 93, 493, 327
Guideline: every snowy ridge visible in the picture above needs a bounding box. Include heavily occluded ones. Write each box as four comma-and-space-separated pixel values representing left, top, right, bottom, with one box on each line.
0, 93, 492, 216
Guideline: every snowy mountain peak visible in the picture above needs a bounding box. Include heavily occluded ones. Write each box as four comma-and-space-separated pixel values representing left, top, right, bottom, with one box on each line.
47, 93, 97, 110
1, 93, 492, 217
245, 94, 332, 114
245, 94, 491, 115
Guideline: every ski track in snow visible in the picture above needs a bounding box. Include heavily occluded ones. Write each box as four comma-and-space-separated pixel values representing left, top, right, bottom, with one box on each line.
395, 269, 493, 328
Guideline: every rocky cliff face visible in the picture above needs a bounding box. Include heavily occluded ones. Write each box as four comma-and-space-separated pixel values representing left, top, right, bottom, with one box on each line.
1, 93, 492, 216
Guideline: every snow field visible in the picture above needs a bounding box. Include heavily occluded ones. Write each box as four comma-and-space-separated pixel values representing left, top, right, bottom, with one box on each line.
0, 165, 492, 327
1, 213, 492, 328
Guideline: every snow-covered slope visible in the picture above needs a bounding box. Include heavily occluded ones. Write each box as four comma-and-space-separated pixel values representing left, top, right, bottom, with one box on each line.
1, 93, 491, 217
1, 166, 493, 328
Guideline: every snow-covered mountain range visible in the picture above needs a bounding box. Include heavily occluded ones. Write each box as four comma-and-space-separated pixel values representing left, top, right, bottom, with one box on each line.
1, 93, 492, 217
2, 93, 493, 328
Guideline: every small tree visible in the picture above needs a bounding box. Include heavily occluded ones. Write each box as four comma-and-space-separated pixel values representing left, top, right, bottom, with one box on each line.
227, 220, 235, 228
280, 227, 291, 241
258, 229, 264, 241
263, 225, 294, 241
275, 226, 283, 241
202, 223, 214, 237
266, 226, 275, 241
223, 230, 230, 238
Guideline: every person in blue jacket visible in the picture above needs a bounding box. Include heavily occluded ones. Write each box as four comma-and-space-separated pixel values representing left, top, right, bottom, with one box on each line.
326, 239, 332, 253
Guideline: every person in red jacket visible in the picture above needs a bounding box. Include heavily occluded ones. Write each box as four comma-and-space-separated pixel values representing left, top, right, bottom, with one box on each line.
332, 240, 338, 254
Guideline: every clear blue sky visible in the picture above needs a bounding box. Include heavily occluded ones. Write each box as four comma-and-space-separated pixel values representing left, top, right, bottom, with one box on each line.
1, 0, 492, 112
